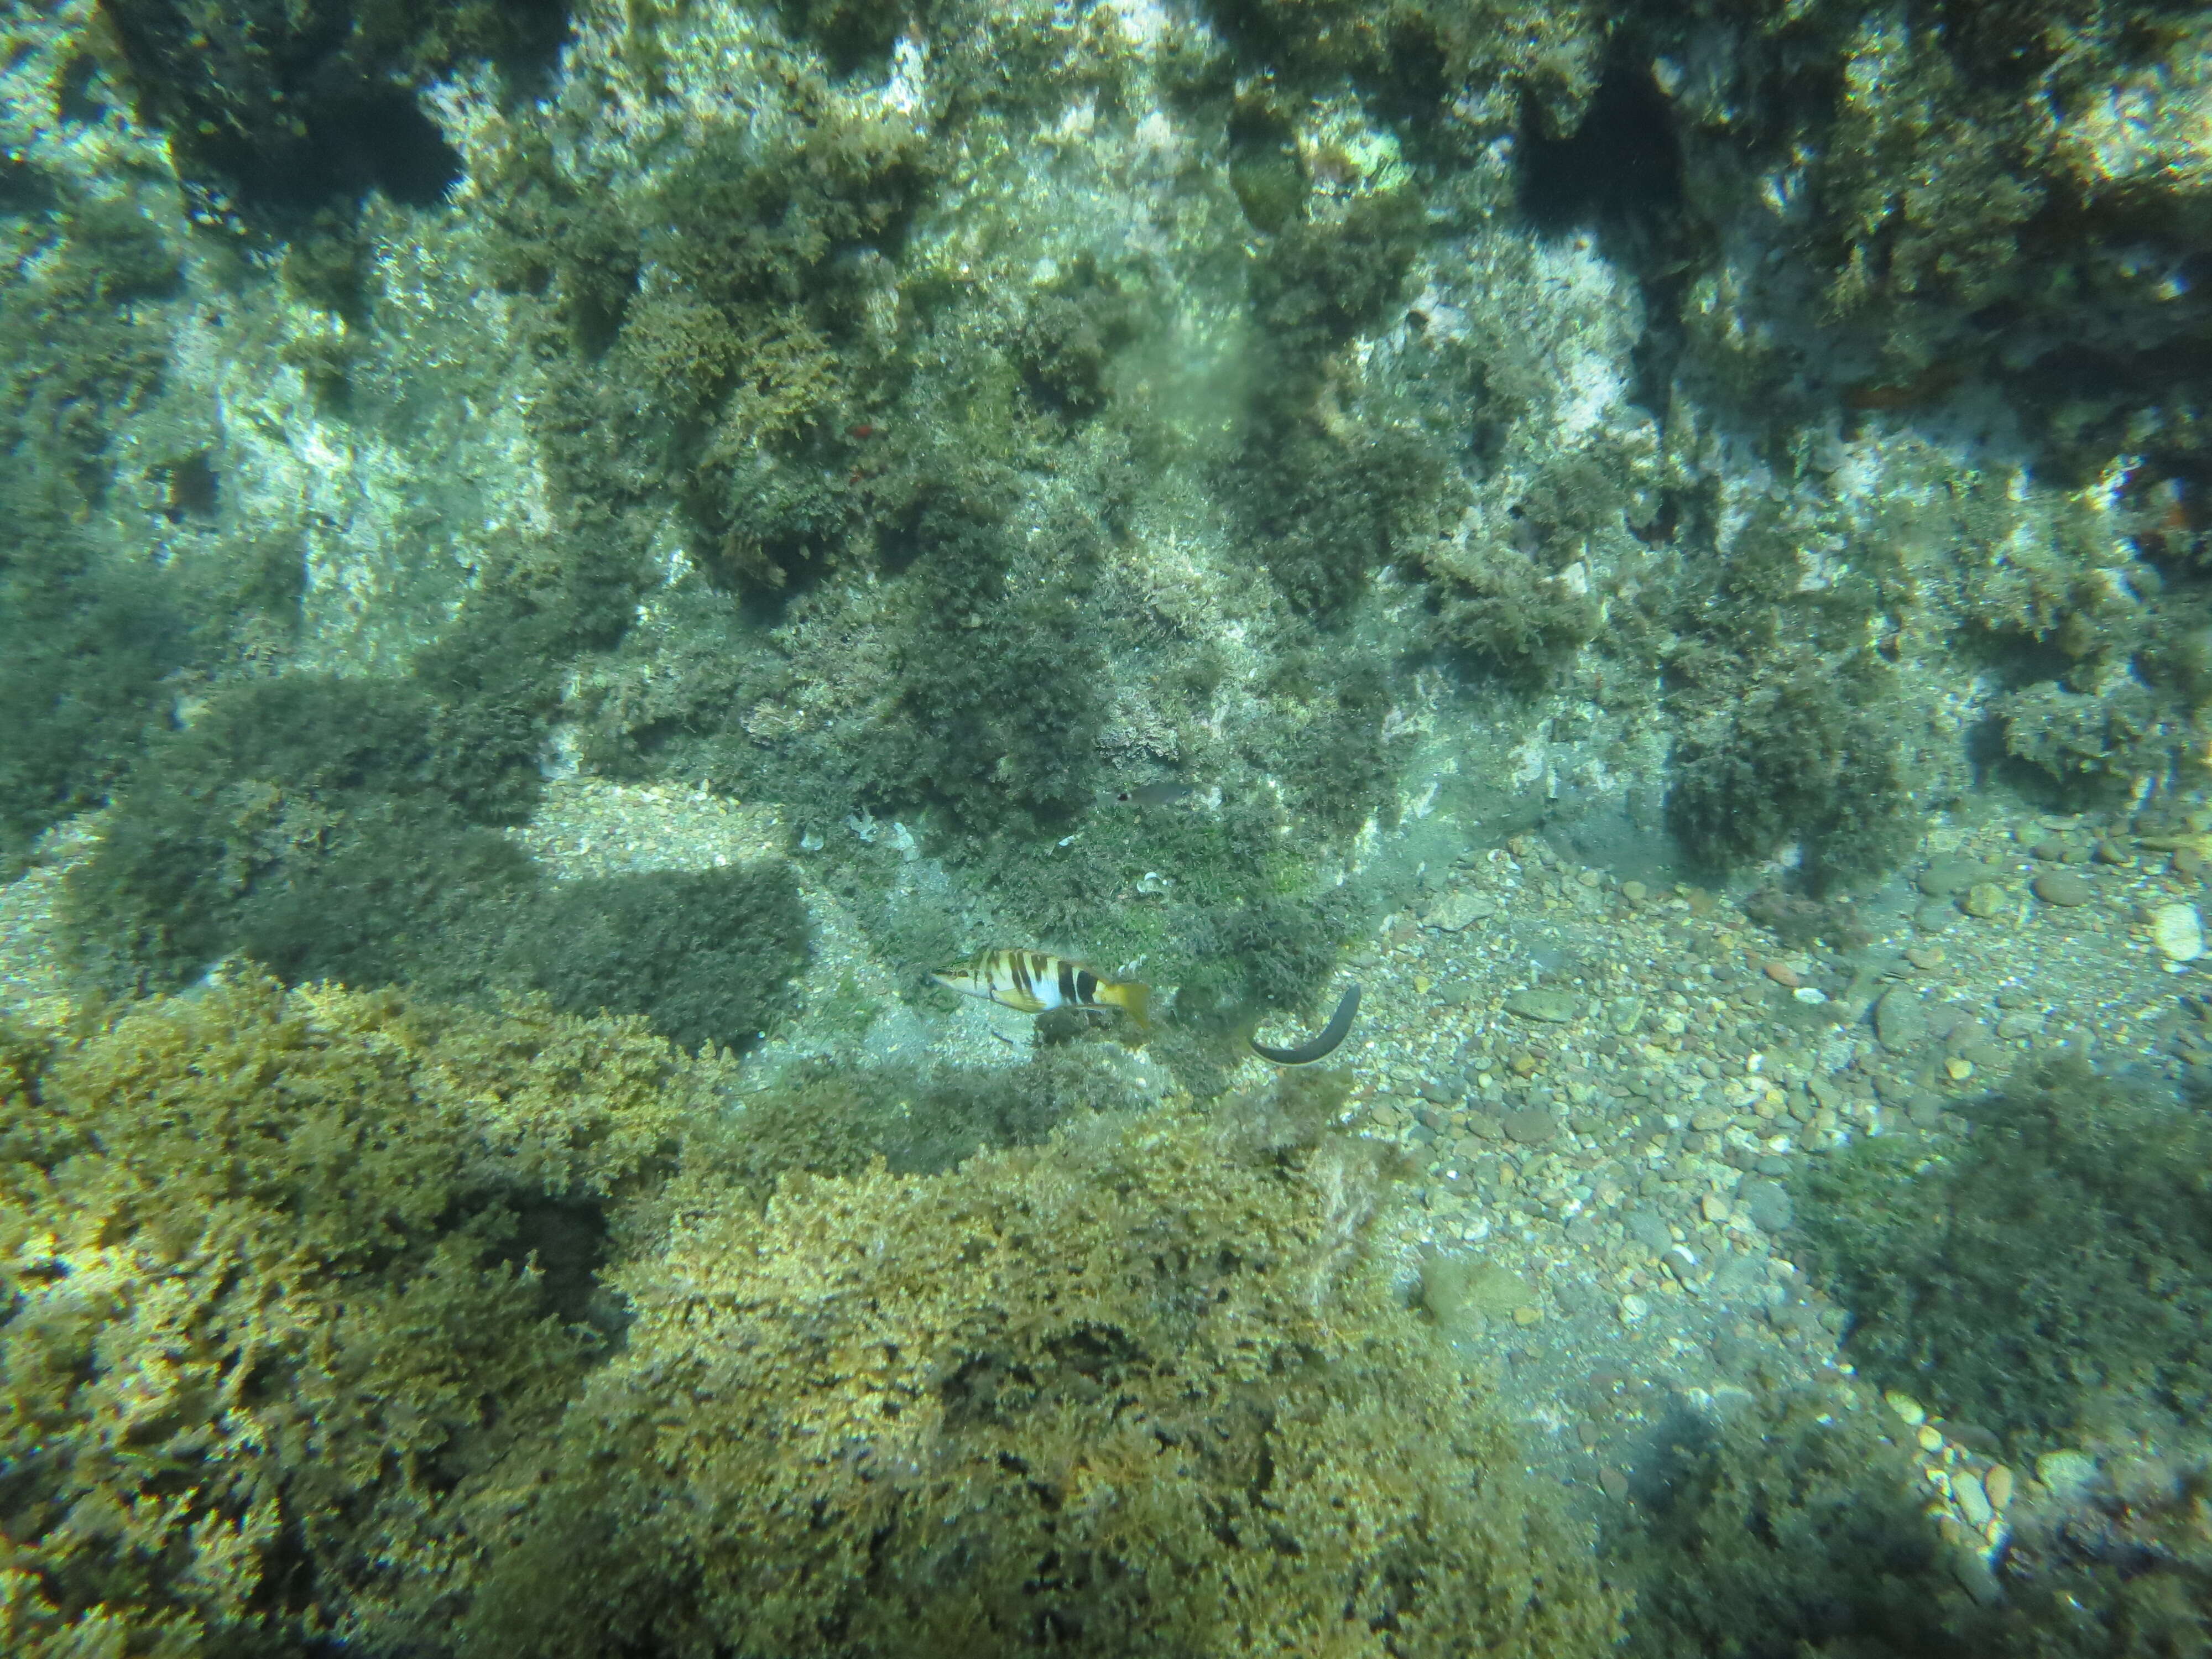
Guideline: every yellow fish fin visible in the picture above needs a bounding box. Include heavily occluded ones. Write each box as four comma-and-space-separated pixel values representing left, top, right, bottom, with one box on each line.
1097, 979, 1151, 1032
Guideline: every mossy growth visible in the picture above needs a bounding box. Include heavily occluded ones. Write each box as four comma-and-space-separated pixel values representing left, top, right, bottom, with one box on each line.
0, 199, 197, 867
1793, 1060, 2212, 1455
713, 1044, 1154, 1200
632, 106, 928, 592
1625, 1381, 2212, 1658
508, 865, 810, 1055
1666, 653, 1918, 892
1015, 258, 1144, 418
455, 1083, 1625, 1659
0, 976, 727, 1655
1426, 547, 1604, 682
1232, 189, 1443, 619
62, 675, 542, 997
1619, 1386, 1985, 1659
652, 108, 927, 318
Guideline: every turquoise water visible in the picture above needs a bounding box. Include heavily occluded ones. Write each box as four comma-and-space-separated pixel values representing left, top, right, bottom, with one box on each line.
4, 0, 2210, 1652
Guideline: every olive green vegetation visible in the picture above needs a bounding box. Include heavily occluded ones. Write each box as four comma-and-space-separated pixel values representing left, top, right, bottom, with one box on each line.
1665, 654, 1918, 891
1621, 1388, 1985, 1659
1623, 1384, 2212, 1659
0, 983, 1625, 1659
62, 674, 810, 1054
509, 866, 811, 1054
1234, 189, 1447, 619
62, 675, 542, 998
495, 97, 1389, 1030
1792, 1061, 2212, 1455
0, 978, 717, 1656
457, 1070, 1621, 1659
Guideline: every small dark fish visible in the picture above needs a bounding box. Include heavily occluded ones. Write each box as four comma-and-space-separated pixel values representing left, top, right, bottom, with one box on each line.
1249, 985, 1360, 1066
1116, 780, 1193, 807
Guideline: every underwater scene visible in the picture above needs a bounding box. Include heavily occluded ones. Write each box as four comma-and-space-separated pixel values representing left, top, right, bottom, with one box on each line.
5, 0, 2212, 1651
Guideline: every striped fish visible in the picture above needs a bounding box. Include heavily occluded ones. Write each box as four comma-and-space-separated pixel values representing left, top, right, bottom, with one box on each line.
932, 948, 1150, 1030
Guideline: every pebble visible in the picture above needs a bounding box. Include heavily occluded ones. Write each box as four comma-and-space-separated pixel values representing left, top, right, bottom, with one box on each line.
2033, 870, 2093, 907
1884, 1390, 1926, 1427
1984, 1463, 2014, 1510
1919, 860, 1996, 898
1597, 1464, 1630, 1500
2152, 902, 2204, 963
1905, 944, 1945, 969
1761, 960, 1801, 987
1961, 882, 2006, 919
1502, 1107, 1559, 1145
1700, 1193, 1731, 1223
2036, 1449, 2097, 1500
1427, 889, 1496, 931
1954, 1470, 1994, 1528
1504, 989, 1579, 1023
1736, 1177, 1793, 1232
1874, 986, 1928, 1052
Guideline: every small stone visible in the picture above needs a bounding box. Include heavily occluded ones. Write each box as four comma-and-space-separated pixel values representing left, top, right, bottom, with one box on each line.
1953, 1548, 2004, 1609
1919, 860, 1996, 898
1700, 1193, 1732, 1223
2033, 869, 2093, 907
1955, 1471, 1994, 1528
1738, 1177, 1794, 1233
1413, 974, 1433, 994
1503, 1108, 1558, 1144
1762, 960, 1802, 987
2035, 1449, 2098, 1500
1426, 889, 1496, 931
1905, 944, 1946, 969
2152, 902, 2205, 963
1961, 881, 2006, 919
1917, 1424, 1944, 1453
1511, 1305, 1542, 1326
1885, 1390, 1927, 1427
1875, 986, 1929, 1052
1690, 1107, 1729, 1132
1609, 996, 1646, 1035
1984, 1464, 2015, 1511
1620, 880, 1647, 902
1597, 1464, 1630, 1500
1945, 1056, 1974, 1082
1616, 1293, 1649, 1324
1504, 989, 1579, 1023
1793, 985, 1829, 1004
2031, 836, 2069, 861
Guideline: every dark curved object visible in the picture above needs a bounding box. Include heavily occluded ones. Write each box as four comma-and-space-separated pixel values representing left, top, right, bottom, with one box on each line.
1249, 984, 1361, 1066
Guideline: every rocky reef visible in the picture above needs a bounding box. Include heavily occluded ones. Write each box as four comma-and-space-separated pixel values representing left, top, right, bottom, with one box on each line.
5, 0, 2212, 1647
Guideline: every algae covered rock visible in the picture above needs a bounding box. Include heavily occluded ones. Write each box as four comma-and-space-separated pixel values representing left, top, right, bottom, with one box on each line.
0, 977, 727, 1656
462, 1095, 1624, 1659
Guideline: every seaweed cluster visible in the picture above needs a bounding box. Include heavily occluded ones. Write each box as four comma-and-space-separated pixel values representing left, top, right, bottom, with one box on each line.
59, 675, 810, 1052
1793, 1060, 2212, 1455
0, 983, 1625, 1659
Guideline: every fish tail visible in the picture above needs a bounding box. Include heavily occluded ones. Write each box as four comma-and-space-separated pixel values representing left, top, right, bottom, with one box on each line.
1100, 979, 1151, 1031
